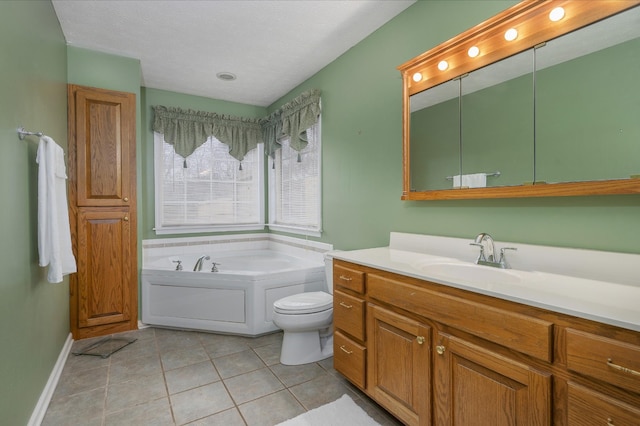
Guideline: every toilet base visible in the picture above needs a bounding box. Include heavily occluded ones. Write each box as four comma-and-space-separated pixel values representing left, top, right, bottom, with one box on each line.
280, 328, 334, 365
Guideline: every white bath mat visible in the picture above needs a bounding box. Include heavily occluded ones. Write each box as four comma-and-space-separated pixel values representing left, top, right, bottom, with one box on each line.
276, 394, 381, 426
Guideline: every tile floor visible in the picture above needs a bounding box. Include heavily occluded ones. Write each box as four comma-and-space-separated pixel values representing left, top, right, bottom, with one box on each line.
42, 327, 403, 426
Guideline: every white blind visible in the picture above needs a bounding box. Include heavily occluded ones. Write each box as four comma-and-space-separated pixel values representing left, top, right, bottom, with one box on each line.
270, 122, 321, 233
156, 133, 262, 228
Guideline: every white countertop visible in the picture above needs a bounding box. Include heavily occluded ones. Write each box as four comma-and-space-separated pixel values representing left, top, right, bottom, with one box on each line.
331, 234, 640, 333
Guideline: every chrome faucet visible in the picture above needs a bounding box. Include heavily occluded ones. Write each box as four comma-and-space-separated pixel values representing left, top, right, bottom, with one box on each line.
470, 233, 517, 269
193, 255, 210, 271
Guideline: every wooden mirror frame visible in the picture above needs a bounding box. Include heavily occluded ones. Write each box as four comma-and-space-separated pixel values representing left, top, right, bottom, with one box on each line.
398, 0, 640, 200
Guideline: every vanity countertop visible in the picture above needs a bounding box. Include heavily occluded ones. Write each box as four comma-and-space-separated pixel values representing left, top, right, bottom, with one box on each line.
331, 235, 640, 333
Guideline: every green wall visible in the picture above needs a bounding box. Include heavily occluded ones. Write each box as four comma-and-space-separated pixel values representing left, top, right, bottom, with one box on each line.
0, 1, 69, 424
267, 0, 640, 253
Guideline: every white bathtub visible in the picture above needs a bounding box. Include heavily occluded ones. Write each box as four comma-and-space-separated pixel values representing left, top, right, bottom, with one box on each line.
141, 250, 327, 336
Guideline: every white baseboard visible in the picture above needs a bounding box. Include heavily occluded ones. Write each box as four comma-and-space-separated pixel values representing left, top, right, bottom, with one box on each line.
138, 320, 150, 329
28, 333, 73, 426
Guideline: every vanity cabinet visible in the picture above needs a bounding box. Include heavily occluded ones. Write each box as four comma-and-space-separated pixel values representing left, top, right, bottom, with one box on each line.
332, 258, 640, 426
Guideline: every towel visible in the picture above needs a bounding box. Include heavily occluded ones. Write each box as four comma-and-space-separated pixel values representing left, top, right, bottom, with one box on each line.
37, 136, 77, 283
453, 173, 487, 188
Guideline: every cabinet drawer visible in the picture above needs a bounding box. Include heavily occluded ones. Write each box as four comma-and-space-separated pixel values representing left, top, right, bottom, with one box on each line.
368, 273, 553, 362
334, 290, 365, 341
568, 382, 640, 426
334, 330, 366, 389
566, 328, 640, 394
334, 263, 365, 293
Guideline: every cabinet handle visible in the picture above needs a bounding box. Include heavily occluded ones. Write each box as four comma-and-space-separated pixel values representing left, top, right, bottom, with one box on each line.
416, 336, 425, 345
123, 197, 129, 202
339, 275, 352, 282
123, 216, 129, 221
436, 345, 446, 355
607, 418, 614, 426
339, 302, 353, 309
607, 358, 640, 377
340, 345, 353, 355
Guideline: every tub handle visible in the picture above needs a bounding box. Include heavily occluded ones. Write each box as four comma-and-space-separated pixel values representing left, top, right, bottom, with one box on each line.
172, 260, 183, 271
211, 262, 221, 272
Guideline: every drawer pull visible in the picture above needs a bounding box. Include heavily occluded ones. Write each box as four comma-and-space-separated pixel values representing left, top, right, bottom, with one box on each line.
607, 358, 640, 377
436, 345, 446, 355
339, 275, 353, 282
339, 302, 353, 309
416, 336, 425, 345
340, 345, 353, 355
607, 418, 614, 426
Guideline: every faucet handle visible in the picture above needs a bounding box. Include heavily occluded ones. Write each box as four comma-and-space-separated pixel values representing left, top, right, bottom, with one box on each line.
470, 242, 486, 262
498, 247, 517, 268
172, 260, 183, 271
211, 262, 220, 272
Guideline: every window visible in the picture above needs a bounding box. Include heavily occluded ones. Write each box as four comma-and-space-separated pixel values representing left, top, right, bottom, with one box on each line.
268, 121, 322, 236
154, 132, 264, 234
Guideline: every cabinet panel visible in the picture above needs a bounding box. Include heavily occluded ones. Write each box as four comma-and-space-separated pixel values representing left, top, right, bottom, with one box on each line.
72, 85, 135, 207
368, 304, 431, 426
566, 328, 640, 394
567, 382, 640, 426
76, 208, 133, 328
368, 273, 553, 362
434, 332, 551, 426
334, 330, 366, 389
334, 290, 365, 340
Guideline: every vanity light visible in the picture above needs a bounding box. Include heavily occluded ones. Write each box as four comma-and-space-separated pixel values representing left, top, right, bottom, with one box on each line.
467, 46, 480, 58
412, 72, 423, 82
504, 28, 518, 41
438, 60, 449, 71
549, 7, 565, 22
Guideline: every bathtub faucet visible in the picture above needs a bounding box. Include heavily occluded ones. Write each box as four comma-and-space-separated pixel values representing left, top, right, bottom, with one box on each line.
193, 255, 211, 271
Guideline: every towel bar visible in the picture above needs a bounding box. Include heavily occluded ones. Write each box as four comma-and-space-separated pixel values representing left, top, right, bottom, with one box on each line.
17, 126, 44, 140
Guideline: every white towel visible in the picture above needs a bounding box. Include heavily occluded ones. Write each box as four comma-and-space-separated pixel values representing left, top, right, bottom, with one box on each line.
453, 173, 487, 188
37, 136, 77, 283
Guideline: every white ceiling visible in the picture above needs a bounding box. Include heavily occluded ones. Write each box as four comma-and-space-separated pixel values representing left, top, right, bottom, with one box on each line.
52, 0, 415, 107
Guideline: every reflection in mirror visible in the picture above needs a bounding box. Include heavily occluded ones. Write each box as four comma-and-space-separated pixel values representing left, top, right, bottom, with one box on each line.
535, 7, 640, 184
462, 49, 534, 188
410, 79, 460, 191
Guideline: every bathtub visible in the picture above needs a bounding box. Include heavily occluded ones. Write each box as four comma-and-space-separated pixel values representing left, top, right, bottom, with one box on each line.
141, 249, 327, 336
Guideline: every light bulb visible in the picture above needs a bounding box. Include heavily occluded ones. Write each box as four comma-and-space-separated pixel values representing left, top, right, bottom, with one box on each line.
468, 46, 480, 58
504, 28, 518, 41
549, 7, 565, 22
412, 72, 423, 82
438, 60, 449, 71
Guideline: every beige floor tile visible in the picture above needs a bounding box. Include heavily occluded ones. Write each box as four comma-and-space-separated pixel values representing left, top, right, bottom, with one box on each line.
104, 397, 174, 426
224, 368, 284, 405
105, 373, 167, 413
288, 372, 357, 410
213, 349, 266, 379
170, 381, 235, 425
238, 390, 305, 426
165, 360, 220, 395
269, 362, 325, 387
161, 346, 210, 371
54, 364, 109, 397
41, 387, 105, 426
185, 407, 246, 425
252, 342, 281, 366
109, 352, 163, 384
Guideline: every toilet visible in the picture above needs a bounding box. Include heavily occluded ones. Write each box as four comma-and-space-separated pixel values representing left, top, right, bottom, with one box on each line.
272, 254, 335, 365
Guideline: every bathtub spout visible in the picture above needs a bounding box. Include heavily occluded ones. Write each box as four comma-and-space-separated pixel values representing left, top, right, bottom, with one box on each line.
193, 255, 210, 271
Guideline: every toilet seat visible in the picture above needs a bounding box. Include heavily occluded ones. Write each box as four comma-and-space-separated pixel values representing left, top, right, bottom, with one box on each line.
274, 291, 333, 314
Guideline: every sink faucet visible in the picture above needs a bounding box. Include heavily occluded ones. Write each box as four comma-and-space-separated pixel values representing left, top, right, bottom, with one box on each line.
470, 233, 517, 269
193, 255, 210, 271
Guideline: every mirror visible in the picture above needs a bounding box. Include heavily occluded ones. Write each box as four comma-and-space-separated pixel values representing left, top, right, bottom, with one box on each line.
399, 1, 640, 200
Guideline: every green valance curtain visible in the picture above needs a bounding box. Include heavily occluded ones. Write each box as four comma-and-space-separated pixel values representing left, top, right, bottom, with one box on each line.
262, 89, 322, 159
152, 106, 263, 165
152, 89, 321, 165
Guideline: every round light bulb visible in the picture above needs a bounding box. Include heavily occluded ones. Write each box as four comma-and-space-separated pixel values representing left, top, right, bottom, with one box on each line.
504, 28, 518, 41
468, 46, 480, 58
438, 60, 449, 71
412, 72, 423, 82
549, 7, 565, 22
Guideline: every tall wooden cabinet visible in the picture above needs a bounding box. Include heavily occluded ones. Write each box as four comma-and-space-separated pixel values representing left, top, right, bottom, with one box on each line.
67, 84, 137, 340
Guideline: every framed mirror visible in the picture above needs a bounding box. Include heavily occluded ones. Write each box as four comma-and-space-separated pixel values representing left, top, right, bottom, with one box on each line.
399, 0, 640, 200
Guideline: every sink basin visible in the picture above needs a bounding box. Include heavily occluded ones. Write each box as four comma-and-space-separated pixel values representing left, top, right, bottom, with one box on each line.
413, 261, 523, 286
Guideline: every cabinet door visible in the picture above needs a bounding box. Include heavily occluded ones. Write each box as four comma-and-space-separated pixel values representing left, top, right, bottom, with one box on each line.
434, 332, 551, 426
70, 85, 135, 207
75, 208, 134, 330
367, 304, 431, 426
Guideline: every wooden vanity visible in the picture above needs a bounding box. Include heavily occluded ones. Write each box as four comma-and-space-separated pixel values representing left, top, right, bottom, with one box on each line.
332, 258, 640, 426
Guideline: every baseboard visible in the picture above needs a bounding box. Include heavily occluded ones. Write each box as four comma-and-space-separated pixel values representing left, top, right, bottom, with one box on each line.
28, 333, 73, 426
138, 320, 150, 329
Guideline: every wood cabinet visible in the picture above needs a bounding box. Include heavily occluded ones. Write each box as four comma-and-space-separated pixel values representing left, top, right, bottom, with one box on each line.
332, 259, 640, 426
68, 84, 137, 340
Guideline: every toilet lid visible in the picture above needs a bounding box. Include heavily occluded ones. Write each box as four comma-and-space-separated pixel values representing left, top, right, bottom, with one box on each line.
274, 292, 333, 314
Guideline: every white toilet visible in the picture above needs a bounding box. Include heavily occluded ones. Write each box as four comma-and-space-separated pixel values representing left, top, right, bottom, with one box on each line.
272, 255, 334, 365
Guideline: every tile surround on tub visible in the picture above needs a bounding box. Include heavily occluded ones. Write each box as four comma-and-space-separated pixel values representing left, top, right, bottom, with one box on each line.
142, 234, 333, 268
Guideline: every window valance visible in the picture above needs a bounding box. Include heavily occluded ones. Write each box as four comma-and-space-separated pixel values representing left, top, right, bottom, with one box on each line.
262, 89, 321, 159
152, 106, 263, 163
153, 89, 321, 164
